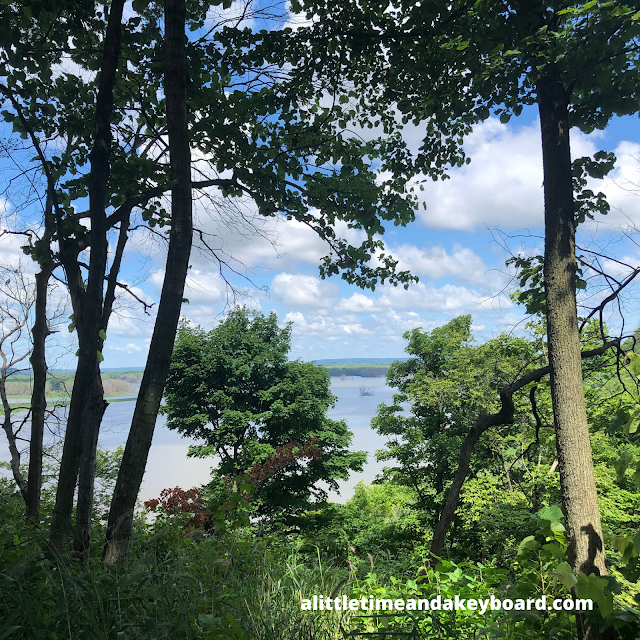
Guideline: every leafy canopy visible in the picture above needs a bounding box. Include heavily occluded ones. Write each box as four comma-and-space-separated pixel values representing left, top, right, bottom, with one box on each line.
163, 308, 366, 520
0, 0, 419, 290
372, 316, 542, 521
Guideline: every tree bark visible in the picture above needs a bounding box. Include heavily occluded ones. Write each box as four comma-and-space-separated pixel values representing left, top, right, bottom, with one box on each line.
25, 263, 54, 523
103, 0, 193, 564
538, 70, 608, 640
72, 216, 129, 561
72, 367, 108, 561
427, 341, 617, 562
26, 189, 55, 524
48, 0, 125, 555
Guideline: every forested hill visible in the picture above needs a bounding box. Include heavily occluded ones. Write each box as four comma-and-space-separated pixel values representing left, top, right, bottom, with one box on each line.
314, 358, 408, 378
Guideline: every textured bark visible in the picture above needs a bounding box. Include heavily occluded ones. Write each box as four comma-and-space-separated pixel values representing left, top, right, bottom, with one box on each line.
25, 263, 54, 523
26, 190, 55, 524
72, 216, 129, 561
428, 341, 618, 562
538, 70, 607, 640
49, 0, 126, 555
103, 0, 193, 564
72, 367, 108, 561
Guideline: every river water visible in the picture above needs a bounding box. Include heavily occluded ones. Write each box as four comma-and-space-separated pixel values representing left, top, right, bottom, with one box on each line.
2, 377, 397, 503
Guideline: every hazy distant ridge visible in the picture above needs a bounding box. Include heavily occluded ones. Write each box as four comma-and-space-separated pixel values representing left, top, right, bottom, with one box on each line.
313, 357, 406, 366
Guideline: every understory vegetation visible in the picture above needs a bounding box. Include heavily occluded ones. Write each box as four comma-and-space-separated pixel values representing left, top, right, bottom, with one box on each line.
1, 469, 638, 639
2, 0, 640, 637
2, 314, 640, 639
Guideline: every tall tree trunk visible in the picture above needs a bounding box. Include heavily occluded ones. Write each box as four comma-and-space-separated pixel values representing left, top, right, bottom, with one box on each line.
72, 216, 130, 562
48, 0, 125, 555
72, 366, 108, 561
103, 0, 192, 564
25, 263, 54, 523
538, 70, 607, 639
26, 190, 55, 524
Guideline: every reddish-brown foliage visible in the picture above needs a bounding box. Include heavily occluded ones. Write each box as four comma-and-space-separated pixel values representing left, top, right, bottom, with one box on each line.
144, 486, 209, 531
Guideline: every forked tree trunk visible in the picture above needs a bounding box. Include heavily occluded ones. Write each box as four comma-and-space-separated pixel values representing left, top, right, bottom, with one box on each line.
72, 216, 130, 561
538, 69, 607, 640
427, 342, 615, 563
48, 0, 125, 555
102, 0, 193, 564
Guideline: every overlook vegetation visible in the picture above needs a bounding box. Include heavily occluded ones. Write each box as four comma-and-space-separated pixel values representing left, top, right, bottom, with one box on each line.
1, 0, 640, 638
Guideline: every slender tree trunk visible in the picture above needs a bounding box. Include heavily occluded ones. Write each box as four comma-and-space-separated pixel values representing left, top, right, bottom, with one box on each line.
72, 217, 130, 562
427, 340, 614, 563
429, 393, 518, 560
25, 263, 53, 523
26, 189, 55, 524
1, 371, 27, 500
538, 70, 607, 640
48, 0, 125, 555
72, 366, 108, 561
103, 0, 192, 564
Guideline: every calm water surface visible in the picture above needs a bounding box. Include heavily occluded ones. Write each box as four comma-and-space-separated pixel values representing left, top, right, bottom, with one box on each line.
2, 377, 398, 503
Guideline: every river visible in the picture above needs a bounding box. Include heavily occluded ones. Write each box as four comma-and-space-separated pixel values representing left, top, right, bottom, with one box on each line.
2, 377, 397, 503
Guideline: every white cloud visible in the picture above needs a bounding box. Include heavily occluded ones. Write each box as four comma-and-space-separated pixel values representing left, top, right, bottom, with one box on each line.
593, 141, 640, 228
337, 281, 507, 315
184, 270, 227, 304
387, 242, 506, 288
413, 119, 544, 230
272, 273, 339, 308
404, 118, 607, 232
107, 342, 143, 354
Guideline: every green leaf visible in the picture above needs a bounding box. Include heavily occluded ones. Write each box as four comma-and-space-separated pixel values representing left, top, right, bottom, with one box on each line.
97, 350, 104, 364
632, 462, 640, 489
99, 329, 107, 340
613, 451, 634, 482
518, 535, 539, 554
624, 408, 640, 435
550, 561, 577, 588
575, 573, 614, 618
538, 505, 563, 523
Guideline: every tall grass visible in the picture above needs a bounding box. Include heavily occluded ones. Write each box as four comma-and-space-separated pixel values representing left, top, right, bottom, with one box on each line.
0, 522, 355, 640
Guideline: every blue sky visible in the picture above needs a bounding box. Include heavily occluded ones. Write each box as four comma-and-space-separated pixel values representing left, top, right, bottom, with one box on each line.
3, 109, 639, 369
75, 108, 640, 368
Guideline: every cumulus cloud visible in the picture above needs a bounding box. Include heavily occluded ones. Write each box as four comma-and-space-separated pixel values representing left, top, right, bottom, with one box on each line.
337, 281, 506, 314
184, 270, 228, 305
405, 118, 609, 232
387, 242, 507, 288
412, 119, 544, 230
272, 273, 339, 308
107, 343, 143, 354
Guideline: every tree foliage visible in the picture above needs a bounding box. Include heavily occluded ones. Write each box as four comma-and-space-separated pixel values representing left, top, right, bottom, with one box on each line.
372, 316, 541, 522
163, 308, 366, 520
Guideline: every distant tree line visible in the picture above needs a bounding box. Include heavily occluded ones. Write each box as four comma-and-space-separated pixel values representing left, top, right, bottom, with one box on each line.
323, 366, 389, 378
